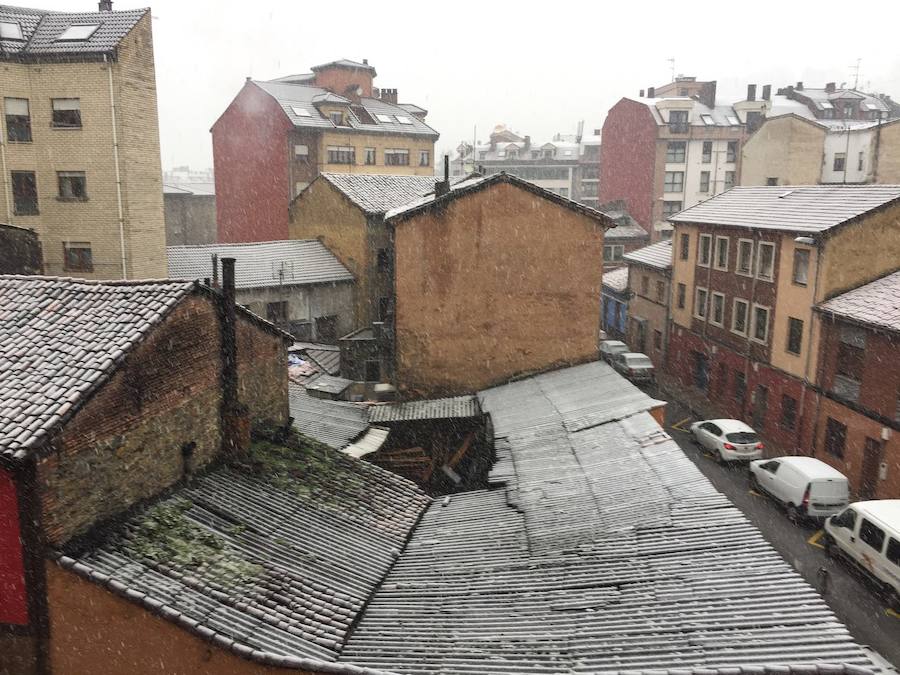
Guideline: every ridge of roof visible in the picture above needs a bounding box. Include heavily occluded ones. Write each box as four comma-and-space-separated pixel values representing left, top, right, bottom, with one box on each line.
316, 173, 443, 215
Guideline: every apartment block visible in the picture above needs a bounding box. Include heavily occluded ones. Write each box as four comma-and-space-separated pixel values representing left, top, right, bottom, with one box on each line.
0, 2, 166, 279
623, 239, 672, 367
212, 59, 439, 243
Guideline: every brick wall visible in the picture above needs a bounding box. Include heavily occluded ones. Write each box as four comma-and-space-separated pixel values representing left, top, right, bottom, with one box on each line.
236, 314, 289, 425
0, 224, 42, 274
313, 66, 374, 98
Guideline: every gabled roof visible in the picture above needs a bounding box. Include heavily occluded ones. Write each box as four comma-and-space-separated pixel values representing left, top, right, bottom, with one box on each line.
315, 173, 443, 215
385, 172, 615, 226
167, 240, 354, 289
816, 269, 900, 334
623, 239, 673, 270
0, 276, 193, 461
251, 80, 439, 138
368, 395, 481, 424
669, 185, 900, 234
602, 265, 629, 293
311, 58, 376, 74
0, 4, 146, 58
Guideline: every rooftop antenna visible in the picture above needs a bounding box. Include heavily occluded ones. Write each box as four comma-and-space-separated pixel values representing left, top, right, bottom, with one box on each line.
851, 58, 861, 89
667, 57, 675, 82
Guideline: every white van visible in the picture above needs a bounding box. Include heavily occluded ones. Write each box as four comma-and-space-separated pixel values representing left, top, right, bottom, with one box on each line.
748, 456, 849, 522
824, 500, 900, 610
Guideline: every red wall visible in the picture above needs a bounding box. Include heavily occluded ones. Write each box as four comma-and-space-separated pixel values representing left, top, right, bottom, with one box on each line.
212, 82, 294, 243
314, 66, 374, 98
0, 468, 28, 625
599, 98, 657, 231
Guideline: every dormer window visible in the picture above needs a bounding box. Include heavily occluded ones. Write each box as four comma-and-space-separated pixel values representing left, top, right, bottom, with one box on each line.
0, 21, 24, 40
56, 24, 100, 41
329, 111, 346, 126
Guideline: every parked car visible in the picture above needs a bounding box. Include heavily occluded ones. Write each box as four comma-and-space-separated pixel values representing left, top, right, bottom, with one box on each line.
824, 500, 900, 610
689, 419, 763, 463
610, 352, 655, 383
599, 340, 629, 363
749, 456, 849, 523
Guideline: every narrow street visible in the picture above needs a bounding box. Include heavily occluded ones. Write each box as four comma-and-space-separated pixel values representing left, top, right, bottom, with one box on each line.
660, 397, 900, 669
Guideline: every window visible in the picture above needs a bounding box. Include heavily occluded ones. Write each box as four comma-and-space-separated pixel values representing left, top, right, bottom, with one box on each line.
57, 171, 87, 200
641, 275, 649, 295
4, 97, 31, 142
664, 171, 684, 192
781, 394, 797, 430
374, 113, 393, 123
698, 234, 712, 267
735, 370, 746, 406
714, 236, 729, 270
858, 151, 865, 172
888, 538, 900, 568
679, 233, 689, 260
700, 114, 715, 126
751, 304, 769, 342
56, 24, 99, 41
859, 519, 885, 553
701, 141, 712, 163
737, 239, 754, 276
833, 153, 846, 172
756, 241, 775, 280
294, 144, 309, 158
824, 417, 847, 458
364, 147, 376, 165
699, 171, 710, 193
290, 106, 311, 117
843, 104, 853, 118
832, 507, 857, 531
724, 171, 736, 190
419, 150, 430, 167
726, 141, 737, 163
329, 111, 346, 126
327, 145, 355, 164
654, 330, 662, 350
385, 149, 410, 166
787, 317, 803, 355
676, 283, 686, 309
694, 287, 708, 319
710, 292, 725, 326
63, 241, 93, 272
732, 298, 749, 335
0, 20, 24, 40
792, 248, 809, 285
266, 301, 288, 324
835, 324, 865, 401
603, 244, 624, 262
656, 280, 665, 303
395, 115, 413, 125
766, 177, 779, 186
51, 98, 81, 128
11, 171, 38, 215
663, 200, 682, 218
377, 248, 391, 272
668, 109, 689, 133
666, 141, 686, 163
365, 360, 381, 382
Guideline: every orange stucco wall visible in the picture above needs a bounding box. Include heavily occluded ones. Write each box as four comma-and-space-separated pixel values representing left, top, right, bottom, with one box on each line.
393, 181, 606, 396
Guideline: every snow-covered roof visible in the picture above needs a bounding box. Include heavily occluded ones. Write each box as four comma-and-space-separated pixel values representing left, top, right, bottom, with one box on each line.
817, 269, 900, 334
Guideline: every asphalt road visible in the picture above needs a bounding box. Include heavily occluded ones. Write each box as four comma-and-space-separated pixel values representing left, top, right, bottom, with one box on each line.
659, 396, 900, 669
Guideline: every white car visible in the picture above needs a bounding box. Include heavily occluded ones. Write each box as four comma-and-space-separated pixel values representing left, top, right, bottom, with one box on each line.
599, 340, 628, 363
689, 418, 763, 463
749, 456, 849, 522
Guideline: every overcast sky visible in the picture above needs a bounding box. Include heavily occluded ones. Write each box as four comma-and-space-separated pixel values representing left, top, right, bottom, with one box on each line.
36, 0, 900, 170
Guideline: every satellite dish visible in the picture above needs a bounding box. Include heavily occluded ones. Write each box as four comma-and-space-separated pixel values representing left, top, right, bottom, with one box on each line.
356, 86, 363, 96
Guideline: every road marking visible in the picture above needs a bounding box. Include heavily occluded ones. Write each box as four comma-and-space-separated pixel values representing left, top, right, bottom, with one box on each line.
670, 417, 692, 432
886, 608, 900, 620
807, 530, 826, 550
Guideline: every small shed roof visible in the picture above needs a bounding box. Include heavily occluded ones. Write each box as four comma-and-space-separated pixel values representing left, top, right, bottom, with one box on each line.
602, 266, 629, 293
367, 395, 481, 424
623, 239, 673, 270
816, 269, 900, 334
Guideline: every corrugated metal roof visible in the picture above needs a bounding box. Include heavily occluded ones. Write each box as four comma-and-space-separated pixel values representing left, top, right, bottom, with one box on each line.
304, 374, 352, 396
343, 361, 872, 673
167, 240, 353, 289
367, 395, 481, 423
343, 427, 389, 459
319, 173, 441, 214
602, 265, 629, 292
623, 239, 673, 270
0, 5, 146, 57
817, 269, 900, 333
669, 185, 900, 234
288, 383, 368, 449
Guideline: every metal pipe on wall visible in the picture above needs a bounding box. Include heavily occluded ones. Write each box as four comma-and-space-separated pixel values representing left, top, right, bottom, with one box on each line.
105, 54, 128, 279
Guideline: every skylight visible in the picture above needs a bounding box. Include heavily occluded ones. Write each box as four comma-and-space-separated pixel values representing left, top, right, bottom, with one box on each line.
701, 114, 715, 125
726, 115, 740, 125
56, 24, 100, 41
375, 113, 393, 123
290, 106, 311, 117
820, 101, 834, 110
0, 20, 24, 40
395, 115, 413, 125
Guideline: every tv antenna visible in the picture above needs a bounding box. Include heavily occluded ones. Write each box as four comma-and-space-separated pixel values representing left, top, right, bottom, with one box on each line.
667, 57, 676, 82
850, 58, 862, 89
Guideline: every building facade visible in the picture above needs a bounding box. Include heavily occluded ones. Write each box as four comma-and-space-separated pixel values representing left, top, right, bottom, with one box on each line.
601, 266, 629, 341
212, 59, 439, 243
0, 222, 42, 274
623, 240, 672, 366
665, 186, 900, 476
599, 201, 650, 269
0, 3, 167, 279
163, 182, 216, 246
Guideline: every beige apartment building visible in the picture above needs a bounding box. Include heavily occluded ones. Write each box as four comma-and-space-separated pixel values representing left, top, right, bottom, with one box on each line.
0, 2, 166, 279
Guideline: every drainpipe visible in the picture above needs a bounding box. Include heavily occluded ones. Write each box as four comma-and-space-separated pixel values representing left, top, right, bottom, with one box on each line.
0, 121, 11, 223
105, 54, 127, 279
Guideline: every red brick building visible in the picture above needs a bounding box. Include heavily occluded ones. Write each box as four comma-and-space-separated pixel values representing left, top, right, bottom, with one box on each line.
212, 59, 438, 243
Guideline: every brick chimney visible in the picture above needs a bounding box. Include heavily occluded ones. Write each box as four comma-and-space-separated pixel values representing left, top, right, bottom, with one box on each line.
796, 81, 804, 91
98, 0, 112, 9
435, 156, 451, 197
826, 82, 836, 93
381, 88, 398, 104
747, 84, 757, 102
524, 135, 531, 151
647, 86, 656, 98
762, 84, 772, 101
699, 81, 717, 108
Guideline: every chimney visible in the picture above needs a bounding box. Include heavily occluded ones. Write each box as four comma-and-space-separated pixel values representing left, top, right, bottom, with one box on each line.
381, 88, 398, 104
435, 155, 451, 197
524, 135, 531, 150
796, 81, 803, 91
220, 257, 249, 457
762, 84, 772, 101
211, 253, 219, 287
826, 82, 836, 93
639, 89, 645, 98
747, 84, 757, 102
373, 87, 380, 99
362, 58, 368, 65
699, 81, 717, 108
98, 0, 112, 10
647, 86, 655, 98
